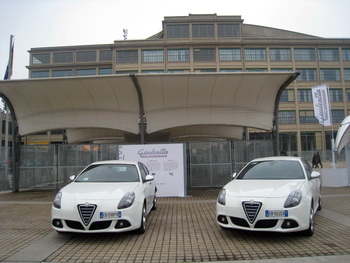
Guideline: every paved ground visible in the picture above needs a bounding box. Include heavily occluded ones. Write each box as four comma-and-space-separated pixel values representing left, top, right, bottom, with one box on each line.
0, 186, 350, 263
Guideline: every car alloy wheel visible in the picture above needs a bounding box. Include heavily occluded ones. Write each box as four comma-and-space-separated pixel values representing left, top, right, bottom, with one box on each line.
135, 204, 146, 234
303, 204, 315, 236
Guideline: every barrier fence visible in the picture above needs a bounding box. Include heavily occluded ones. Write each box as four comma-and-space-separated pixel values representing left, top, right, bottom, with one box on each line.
0, 141, 342, 192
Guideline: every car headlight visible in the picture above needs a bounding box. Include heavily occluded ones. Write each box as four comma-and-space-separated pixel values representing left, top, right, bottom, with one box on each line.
284, 189, 302, 208
53, 191, 62, 209
118, 191, 135, 209
217, 189, 226, 205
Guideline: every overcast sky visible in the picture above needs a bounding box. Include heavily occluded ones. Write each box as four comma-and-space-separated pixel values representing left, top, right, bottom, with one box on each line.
1, 0, 350, 80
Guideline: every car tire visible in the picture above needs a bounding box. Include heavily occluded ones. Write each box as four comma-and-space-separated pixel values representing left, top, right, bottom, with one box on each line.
135, 204, 146, 234
317, 196, 322, 211
151, 194, 157, 210
302, 204, 315, 236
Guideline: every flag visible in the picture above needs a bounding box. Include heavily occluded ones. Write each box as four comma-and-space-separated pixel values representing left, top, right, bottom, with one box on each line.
312, 84, 332, 126
4, 35, 15, 80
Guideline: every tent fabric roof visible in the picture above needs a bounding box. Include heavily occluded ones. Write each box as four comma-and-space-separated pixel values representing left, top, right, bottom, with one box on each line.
0, 72, 297, 138
335, 115, 350, 154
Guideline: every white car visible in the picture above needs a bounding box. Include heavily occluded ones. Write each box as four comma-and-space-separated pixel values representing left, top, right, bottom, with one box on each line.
52, 160, 157, 234
216, 156, 321, 236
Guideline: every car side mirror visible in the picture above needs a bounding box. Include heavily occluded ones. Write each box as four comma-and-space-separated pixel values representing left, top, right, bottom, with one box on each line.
311, 171, 320, 179
69, 175, 76, 181
145, 174, 154, 182
231, 173, 237, 179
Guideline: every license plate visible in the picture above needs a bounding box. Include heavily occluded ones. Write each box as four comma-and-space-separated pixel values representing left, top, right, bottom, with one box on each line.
265, 210, 288, 217
100, 211, 121, 219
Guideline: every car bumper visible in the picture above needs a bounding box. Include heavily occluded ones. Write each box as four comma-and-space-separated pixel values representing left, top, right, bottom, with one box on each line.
216, 197, 312, 233
51, 201, 143, 233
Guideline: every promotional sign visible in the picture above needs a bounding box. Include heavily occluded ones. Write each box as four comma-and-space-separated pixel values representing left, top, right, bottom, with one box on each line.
312, 84, 332, 126
119, 144, 186, 197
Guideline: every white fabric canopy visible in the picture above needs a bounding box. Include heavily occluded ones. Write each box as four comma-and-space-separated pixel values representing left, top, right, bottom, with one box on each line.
0, 72, 297, 140
335, 115, 350, 154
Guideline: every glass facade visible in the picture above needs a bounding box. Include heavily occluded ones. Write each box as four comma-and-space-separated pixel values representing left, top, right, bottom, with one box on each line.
76, 51, 96, 62
32, 53, 50, 64
192, 24, 214, 38
116, 50, 138, 64
244, 48, 266, 61
217, 24, 240, 37
219, 48, 241, 61
270, 48, 291, 61
294, 48, 316, 61
53, 52, 73, 63
193, 48, 216, 62
167, 49, 190, 62
142, 50, 164, 63
52, 69, 73, 78
167, 25, 189, 38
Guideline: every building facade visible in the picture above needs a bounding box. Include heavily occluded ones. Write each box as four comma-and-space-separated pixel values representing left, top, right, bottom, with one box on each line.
26, 14, 350, 156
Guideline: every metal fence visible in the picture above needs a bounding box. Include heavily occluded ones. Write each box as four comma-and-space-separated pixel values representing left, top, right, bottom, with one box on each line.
0, 141, 345, 192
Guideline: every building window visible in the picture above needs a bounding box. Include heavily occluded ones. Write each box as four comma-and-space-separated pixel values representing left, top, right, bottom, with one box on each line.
142, 50, 164, 63
192, 24, 214, 38
219, 48, 241, 61
167, 25, 189, 38
52, 69, 73, 78
244, 48, 266, 61
301, 132, 319, 151
329, 89, 343, 102
99, 50, 112, 61
99, 68, 113, 75
53, 52, 73, 63
278, 111, 296, 124
194, 68, 216, 73
343, 48, 350, 61
344, 68, 350, 81
193, 48, 216, 62
220, 68, 242, 72
76, 51, 96, 62
298, 89, 313, 102
299, 110, 318, 123
280, 89, 295, 102
217, 24, 240, 37
116, 70, 137, 75
279, 133, 297, 152
141, 70, 164, 74
76, 68, 96, 76
271, 68, 293, 72
246, 68, 268, 72
346, 89, 350, 101
270, 48, 291, 61
296, 68, 317, 81
294, 48, 316, 61
167, 69, 190, 73
167, 49, 190, 62
318, 48, 339, 61
320, 68, 341, 81
31, 71, 49, 78
116, 50, 138, 64
332, 109, 344, 123
32, 53, 50, 64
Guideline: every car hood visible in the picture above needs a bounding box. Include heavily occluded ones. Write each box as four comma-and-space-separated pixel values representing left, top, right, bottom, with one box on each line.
225, 180, 305, 198
61, 182, 139, 201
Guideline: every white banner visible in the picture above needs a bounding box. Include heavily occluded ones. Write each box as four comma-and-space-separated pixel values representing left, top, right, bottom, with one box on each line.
118, 144, 186, 197
312, 84, 332, 126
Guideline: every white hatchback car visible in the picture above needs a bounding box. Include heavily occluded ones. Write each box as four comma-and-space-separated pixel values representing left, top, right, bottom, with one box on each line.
52, 160, 157, 234
216, 156, 321, 236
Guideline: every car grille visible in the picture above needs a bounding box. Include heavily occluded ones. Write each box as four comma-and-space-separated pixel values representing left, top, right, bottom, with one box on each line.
78, 204, 97, 226
242, 201, 262, 224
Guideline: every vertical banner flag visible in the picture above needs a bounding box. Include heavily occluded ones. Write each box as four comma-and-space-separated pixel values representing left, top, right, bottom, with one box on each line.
4, 35, 15, 80
312, 84, 332, 126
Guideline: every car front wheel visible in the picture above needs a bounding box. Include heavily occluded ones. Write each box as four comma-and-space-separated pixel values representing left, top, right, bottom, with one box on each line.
135, 204, 146, 234
302, 204, 315, 236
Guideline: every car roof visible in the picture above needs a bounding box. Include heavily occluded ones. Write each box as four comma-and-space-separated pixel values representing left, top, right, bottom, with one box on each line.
88, 160, 139, 166
250, 156, 302, 162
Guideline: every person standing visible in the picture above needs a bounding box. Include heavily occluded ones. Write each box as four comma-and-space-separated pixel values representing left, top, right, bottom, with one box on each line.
312, 153, 318, 168
316, 152, 323, 168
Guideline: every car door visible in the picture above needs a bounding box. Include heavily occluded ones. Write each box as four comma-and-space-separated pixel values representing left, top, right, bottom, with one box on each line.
301, 158, 320, 209
138, 162, 154, 211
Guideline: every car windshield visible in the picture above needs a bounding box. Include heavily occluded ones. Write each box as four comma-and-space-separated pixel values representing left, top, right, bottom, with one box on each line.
236, 160, 305, 180
75, 164, 140, 182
